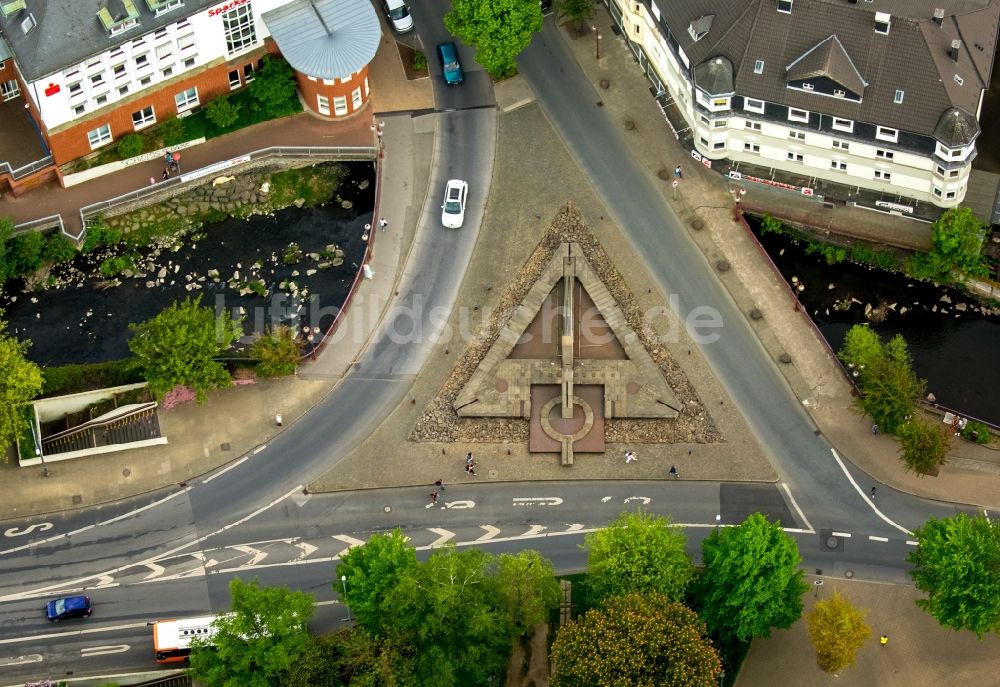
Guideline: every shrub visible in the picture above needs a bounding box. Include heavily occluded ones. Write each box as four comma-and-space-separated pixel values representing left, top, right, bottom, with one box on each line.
760, 213, 783, 235
962, 420, 991, 445
99, 254, 137, 277
81, 223, 123, 254
248, 56, 299, 117
116, 134, 144, 159
283, 242, 302, 265
206, 95, 242, 130
41, 359, 142, 396
42, 233, 78, 265
898, 417, 950, 474
412, 50, 427, 71
251, 326, 301, 377
158, 117, 188, 146
8, 230, 45, 275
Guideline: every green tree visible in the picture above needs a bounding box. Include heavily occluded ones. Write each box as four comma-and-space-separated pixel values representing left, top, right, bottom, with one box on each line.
384, 546, 509, 686
248, 57, 299, 116
898, 416, 950, 474
128, 295, 240, 402
335, 529, 417, 635
187, 579, 315, 687
549, 592, 722, 687
584, 510, 693, 602
909, 513, 1000, 637
557, 0, 597, 29
330, 627, 417, 687
0, 312, 43, 454
806, 591, 871, 672
250, 325, 301, 377
8, 230, 44, 275
42, 233, 78, 265
928, 206, 988, 280
492, 550, 562, 636
0, 216, 13, 282
444, 0, 543, 78
696, 513, 808, 642
117, 133, 144, 159
206, 95, 243, 130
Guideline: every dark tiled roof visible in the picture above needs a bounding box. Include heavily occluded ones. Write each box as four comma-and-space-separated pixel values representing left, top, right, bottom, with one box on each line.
785, 35, 867, 95
933, 107, 980, 146
649, 0, 999, 138
694, 55, 734, 95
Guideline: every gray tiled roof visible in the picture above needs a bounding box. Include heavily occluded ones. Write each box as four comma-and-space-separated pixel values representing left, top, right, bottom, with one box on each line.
934, 107, 979, 146
0, 0, 218, 83
261, 0, 380, 81
785, 35, 867, 95
651, 0, 999, 138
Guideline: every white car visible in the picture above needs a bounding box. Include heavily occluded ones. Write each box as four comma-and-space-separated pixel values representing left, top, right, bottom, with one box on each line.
382, 0, 413, 33
441, 179, 468, 228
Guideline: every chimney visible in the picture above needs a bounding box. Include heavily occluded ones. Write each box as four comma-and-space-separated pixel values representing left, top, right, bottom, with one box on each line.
949, 39, 962, 61
933, 8, 944, 26
874, 11, 891, 34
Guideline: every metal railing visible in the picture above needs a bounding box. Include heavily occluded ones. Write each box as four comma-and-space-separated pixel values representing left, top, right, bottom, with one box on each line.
13, 214, 64, 236
0, 154, 55, 180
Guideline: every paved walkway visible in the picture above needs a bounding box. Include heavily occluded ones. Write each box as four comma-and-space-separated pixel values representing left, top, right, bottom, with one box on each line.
2, 10, 999, 520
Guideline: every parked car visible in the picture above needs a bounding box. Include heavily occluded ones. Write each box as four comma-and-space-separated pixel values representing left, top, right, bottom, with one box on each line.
441, 179, 469, 228
45, 595, 92, 622
382, 0, 413, 33
436, 42, 463, 85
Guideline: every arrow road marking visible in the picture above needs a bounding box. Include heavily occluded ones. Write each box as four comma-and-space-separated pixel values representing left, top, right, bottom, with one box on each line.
232, 545, 268, 567
600, 496, 612, 503
564, 524, 585, 532
0, 654, 43, 666
92, 574, 117, 589
332, 535, 367, 557
427, 528, 456, 547
444, 500, 476, 509
512, 497, 563, 507
476, 525, 502, 542
624, 496, 651, 505
142, 562, 166, 581
81, 644, 130, 657
521, 525, 547, 537
295, 542, 318, 559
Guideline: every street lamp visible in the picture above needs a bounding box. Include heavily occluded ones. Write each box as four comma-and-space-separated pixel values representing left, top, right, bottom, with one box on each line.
729, 186, 746, 222
592, 25, 602, 59
715, 514, 721, 533
306, 331, 316, 361
341, 575, 351, 621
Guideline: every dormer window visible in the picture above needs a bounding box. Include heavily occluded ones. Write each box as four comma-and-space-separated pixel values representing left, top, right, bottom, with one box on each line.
833, 89, 845, 97
778, 0, 793, 14
876, 126, 898, 143
98, 0, 140, 36
0, 1, 27, 18
19, 12, 34, 34
788, 107, 809, 123
145, 0, 184, 15
874, 11, 890, 35
801, 82, 814, 90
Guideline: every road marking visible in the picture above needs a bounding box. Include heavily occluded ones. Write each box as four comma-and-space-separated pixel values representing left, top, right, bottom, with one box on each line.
781, 483, 814, 533
81, 644, 130, 657
232, 545, 268, 566
624, 496, 651, 505
3, 523, 53, 538
444, 500, 476, 509
512, 497, 563, 507
0, 622, 150, 646
831, 531, 852, 538
427, 528, 456, 547
829, 449, 913, 536
868, 535, 889, 542
600, 496, 612, 503
142, 562, 166, 580
295, 542, 318, 559
522, 525, 547, 537
202, 456, 250, 484
564, 524, 585, 532
331, 534, 367, 558
984, 509, 991, 521
906, 540, 919, 546
0, 654, 44, 666
96, 487, 192, 527
476, 525, 502, 541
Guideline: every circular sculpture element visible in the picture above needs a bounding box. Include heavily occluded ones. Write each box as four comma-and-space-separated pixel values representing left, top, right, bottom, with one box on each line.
539, 395, 595, 443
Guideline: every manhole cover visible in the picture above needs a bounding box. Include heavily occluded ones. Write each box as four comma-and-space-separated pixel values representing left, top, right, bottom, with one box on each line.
845, 570, 854, 578
496, 379, 509, 392
72, 495, 82, 505
383, 505, 392, 513
489, 469, 498, 479
626, 382, 640, 394
122, 468, 131, 478
221, 442, 231, 451
749, 308, 762, 320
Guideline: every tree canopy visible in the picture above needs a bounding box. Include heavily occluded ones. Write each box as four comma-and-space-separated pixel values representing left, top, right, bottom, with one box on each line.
248, 56, 300, 116
188, 579, 315, 687
335, 529, 417, 635
444, 0, 543, 78
128, 295, 240, 401
807, 591, 871, 672
0, 312, 43, 455
584, 510, 693, 602
696, 513, 808, 642
491, 549, 562, 636
908, 206, 988, 281
251, 325, 301, 377
898, 416, 950, 474
549, 592, 722, 687
909, 513, 1000, 637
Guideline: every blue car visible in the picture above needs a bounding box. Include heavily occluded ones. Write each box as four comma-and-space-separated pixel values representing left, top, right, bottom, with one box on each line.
437, 42, 463, 85
45, 595, 92, 621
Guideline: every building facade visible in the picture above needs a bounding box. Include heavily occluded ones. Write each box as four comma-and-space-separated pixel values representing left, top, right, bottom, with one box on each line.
607, 0, 999, 210
0, 0, 379, 180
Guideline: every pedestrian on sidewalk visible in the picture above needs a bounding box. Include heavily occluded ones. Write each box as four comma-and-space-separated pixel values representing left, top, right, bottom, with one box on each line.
870, 486, 877, 500
466, 462, 476, 476
668, 465, 679, 478
429, 490, 439, 504
872, 423, 879, 436
165, 150, 173, 166
466, 452, 474, 467
162, 168, 170, 181
275, 413, 283, 427
879, 634, 888, 647
149, 176, 156, 186
674, 164, 683, 179
624, 450, 637, 463
434, 479, 445, 491
378, 217, 388, 231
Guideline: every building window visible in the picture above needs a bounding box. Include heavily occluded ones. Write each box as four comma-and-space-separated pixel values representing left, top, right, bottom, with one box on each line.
364, 77, 369, 97
949, 148, 962, 158
788, 108, 809, 123
875, 126, 898, 143
712, 141, 726, 150
946, 190, 957, 199
832, 140, 849, 150
243, 63, 255, 82
139, 75, 152, 87
745, 121, 761, 131
228, 69, 241, 89
175, 86, 198, 111
323, 78, 335, 86
948, 169, 960, 179
831, 117, 853, 132
333, 95, 348, 116
162, 66, 174, 78
714, 119, 727, 128
87, 123, 112, 149
894, 89, 904, 104
712, 97, 729, 107
317, 94, 330, 115
833, 89, 845, 97
831, 160, 847, 171
954, 74, 964, 86
132, 105, 156, 129
1, 79, 20, 100
787, 152, 803, 162
73, 103, 86, 116
933, 187, 942, 197
699, 136, 709, 147
351, 86, 362, 110
754, 59, 764, 74
789, 131, 805, 140
155, 0, 184, 15
154, 28, 168, 39
744, 142, 760, 153
68, 81, 83, 96
183, 56, 197, 69
112, 63, 126, 77
699, 114, 710, 126
156, 43, 173, 60
118, 84, 129, 96
223, 3, 258, 56
135, 53, 149, 68
95, 93, 108, 105
874, 170, 891, 181
778, 0, 792, 13
801, 82, 814, 90
90, 73, 105, 87
177, 33, 196, 51
875, 149, 894, 160
744, 98, 764, 113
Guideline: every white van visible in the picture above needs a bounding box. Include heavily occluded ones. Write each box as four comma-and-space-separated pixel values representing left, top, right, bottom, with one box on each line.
382, 0, 414, 33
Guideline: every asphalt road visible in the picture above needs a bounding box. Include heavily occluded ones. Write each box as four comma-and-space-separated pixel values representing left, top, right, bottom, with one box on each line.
0, 8, 976, 685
